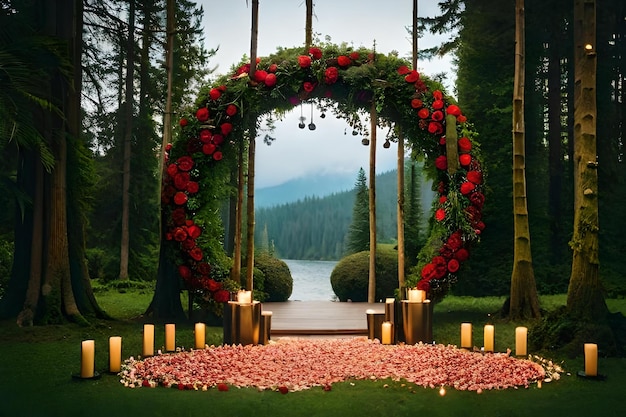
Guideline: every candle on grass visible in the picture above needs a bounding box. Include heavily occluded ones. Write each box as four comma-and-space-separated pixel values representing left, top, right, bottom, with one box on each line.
109, 336, 122, 373
165, 323, 176, 351
515, 326, 527, 356
143, 324, 155, 357
484, 325, 495, 352
194, 323, 206, 349
461, 323, 472, 349
81, 340, 95, 378
381, 321, 393, 345
584, 343, 598, 377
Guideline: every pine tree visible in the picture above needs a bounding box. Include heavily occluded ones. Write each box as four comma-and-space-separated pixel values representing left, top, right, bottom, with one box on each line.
345, 168, 370, 254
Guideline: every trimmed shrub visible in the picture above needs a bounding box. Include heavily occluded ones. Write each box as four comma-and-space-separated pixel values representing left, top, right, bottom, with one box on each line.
330, 247, 399, 302
254, 253, 293, 302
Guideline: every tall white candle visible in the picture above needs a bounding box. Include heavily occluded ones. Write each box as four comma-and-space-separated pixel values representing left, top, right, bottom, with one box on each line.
584, 343, 598, 376
515, 326, 527, 356
143, 324, 154, 357
417, 290, 426, 302
165, 324, 176, 351
461, 323, 472, 349
194, 323, 206, 349
237, 290, 252, 304
81, 340, 95, 378
381, 321, 392, 345
484, 325, 495, 352
109, 336, 122, 373
408, 289, 419, 302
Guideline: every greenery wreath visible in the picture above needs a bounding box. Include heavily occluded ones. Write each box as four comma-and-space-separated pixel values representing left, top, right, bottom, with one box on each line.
162, 43, 485, 308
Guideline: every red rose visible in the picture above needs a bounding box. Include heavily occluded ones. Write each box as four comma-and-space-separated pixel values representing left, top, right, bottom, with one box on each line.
226, 104, 238, 116
202, 143, 216, 155
174, 172, 190, 190
197, 262, 211, 275
179, 118, 188, 127
435, 208, 446, 221
186, 181, 199, 194
173, 227, 187, 241
209, 88, 221, 100
254, 69, 268, 82
303, 81, 316, 92
212, 134, 224, 145
187, 224, 202, 239
264, 73, 277, 87
337, 55, 351, 67
171, 208, 186, 226
177, 156, 194, 171
182, 238, 195, 250
214, 289, 230, 303
455, 248, 470, 262
416, 279, 430, 292
439, 196, 447, 204
470, 191, 485, 208
467, 170, 482, 184
435, 155, 448, 170
460, 154, 472, 166
432, 99, 444, 110
189, 247, 203, 261
439, 136, 446, 145
404, 70, 420, 83
165, 143, 172, 152
417, 108, 430, 119
200, 129, 212, 143
298, 55, 311, 68
460, 182, 475, 195
196, 107, 210, 122
349, 51, 360, 60
205, 278, 220, 292
174, 191, 188, 205
397, 65, 411, 75
221, 123, 233, 136
433, 90, 443, 100
218, 84, 227, 92
166, 163, 178, 178
428, 122, 443, 134
309, 47, 322, 59
421, 263, 437, 280
213, 151, 223, 161
410, 99, 423, 109
432, 256, 448, 278
178, 265, 192, 279
324, 67, 339, 84
447, 259, 460, 273
431, 110, 444, 121
446, 104, 461, 116
268, 63, 278, 73
458, 137, 472, 152
446, 232, 463, 251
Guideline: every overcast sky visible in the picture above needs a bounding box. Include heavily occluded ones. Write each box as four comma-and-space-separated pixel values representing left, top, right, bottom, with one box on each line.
197, 0, 456, 188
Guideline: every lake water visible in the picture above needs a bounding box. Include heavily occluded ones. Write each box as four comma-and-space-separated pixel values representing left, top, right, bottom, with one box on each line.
282, 259, 338, 301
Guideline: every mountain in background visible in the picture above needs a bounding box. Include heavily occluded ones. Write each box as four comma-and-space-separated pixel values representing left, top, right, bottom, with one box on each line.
254, 164, 435, 260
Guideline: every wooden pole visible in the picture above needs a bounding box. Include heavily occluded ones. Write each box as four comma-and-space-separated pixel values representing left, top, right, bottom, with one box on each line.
305, 0, 313, 49
396, 129, 405, 291
368, 102, 377, 303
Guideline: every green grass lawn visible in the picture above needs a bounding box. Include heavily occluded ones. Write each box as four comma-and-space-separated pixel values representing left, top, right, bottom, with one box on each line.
0, 291, 624, 417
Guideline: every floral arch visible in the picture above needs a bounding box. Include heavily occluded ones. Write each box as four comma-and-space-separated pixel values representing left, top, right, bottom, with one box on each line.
161, 44, 485, 309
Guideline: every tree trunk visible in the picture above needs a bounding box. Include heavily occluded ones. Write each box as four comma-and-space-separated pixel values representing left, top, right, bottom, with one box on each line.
567, 0, 608, 321
397, 129, 405, 291
368, 103, 377, 303
305, 0, 313, 50
119, 0, 135, 281
510, 0, 541, 320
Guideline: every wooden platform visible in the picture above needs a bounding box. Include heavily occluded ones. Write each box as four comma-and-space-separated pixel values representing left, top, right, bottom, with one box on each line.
261, 301, 383, 336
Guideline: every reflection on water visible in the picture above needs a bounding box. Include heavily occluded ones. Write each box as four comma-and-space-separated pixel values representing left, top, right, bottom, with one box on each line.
282, 259, 337, 301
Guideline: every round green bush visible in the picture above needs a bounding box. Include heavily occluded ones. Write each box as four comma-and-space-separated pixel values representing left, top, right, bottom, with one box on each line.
330, 247, 399, 302
254, 253, 293, 302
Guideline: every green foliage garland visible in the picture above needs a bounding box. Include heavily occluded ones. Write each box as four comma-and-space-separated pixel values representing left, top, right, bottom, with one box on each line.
163, 43, 485, 305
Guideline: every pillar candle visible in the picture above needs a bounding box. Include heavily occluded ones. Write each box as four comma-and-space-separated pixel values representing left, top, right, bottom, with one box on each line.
461, 323, 472, 349
165, 324, 176, 351
109, 336, 122, 373
381, 321, 393, 345
408, 289, 419, 302
584, 343, 598, 376
484, 325, 495, 352
80, 340, 95, 378
143, 324, 154, 357
238, 290, 252, 304
515, 326, 527, 356
194, 323, 206, 349
417, 290, 426, 303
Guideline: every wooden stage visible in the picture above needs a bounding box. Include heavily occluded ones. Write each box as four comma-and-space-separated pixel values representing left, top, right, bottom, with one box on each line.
261, 301, 383, 336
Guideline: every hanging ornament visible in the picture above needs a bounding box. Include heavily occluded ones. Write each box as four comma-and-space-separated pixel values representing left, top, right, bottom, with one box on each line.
298, 104, 306, 129
383, 139, 391, 149
362, 136, 370, 146
308, 103, 316, 130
